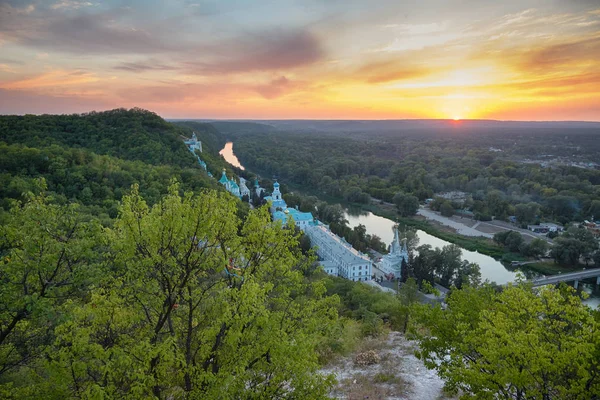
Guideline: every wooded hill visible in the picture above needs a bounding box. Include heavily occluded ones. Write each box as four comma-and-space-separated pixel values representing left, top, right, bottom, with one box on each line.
0, 108, 236, 224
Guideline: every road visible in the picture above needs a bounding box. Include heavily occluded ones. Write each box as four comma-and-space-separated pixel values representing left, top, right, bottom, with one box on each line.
417, 207, 493, 238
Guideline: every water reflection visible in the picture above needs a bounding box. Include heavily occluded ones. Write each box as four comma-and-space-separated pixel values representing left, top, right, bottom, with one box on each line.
219, 142, 245, 170
344, 208, 517, 285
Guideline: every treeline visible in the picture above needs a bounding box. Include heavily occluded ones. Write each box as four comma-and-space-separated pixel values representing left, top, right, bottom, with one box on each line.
0, 108, 192, 167
0, 109, 239, 223
493, 227, 600, 266
226, 129, 600, 225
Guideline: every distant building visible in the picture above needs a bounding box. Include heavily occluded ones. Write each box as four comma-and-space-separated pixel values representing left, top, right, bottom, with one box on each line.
376, 226, 409, 279
527, 225, 549, 234
583, 221, 600, 237
528, 223, 564, 234
273, 207, 314, 231
436, 191, 470, 206
254, 179, 266, 198
238, 177, 251, 198
540, 222, 563, 232
182, 133, 208, 171
263, 181, 287, 212
262, 178, 373, 283
218, 169, 241, 198
306, 222, 372, 282
184, 133, 202, 153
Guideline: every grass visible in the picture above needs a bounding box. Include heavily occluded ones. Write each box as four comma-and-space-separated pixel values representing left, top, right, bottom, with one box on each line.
523, 261, 585, 275
373, 372, 402, 384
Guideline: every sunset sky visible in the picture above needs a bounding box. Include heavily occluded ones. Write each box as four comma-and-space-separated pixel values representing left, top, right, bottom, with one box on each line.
0, 0, 599, 120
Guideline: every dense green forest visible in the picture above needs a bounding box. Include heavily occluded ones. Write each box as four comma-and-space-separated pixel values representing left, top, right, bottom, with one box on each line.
0, 109, 239, 224
228, 126, 600, 225
1, 110, 599, 399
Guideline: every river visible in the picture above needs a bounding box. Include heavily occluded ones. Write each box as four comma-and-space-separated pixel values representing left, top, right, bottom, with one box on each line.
344, 208, 600, 308
344, 208, 518, 284
219, 142, 245, 170
219, 142, 599, 308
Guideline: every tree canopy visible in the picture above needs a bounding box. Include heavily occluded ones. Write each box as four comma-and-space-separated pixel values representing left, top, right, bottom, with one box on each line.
413, 283, 600, 399
0, 184, 338, 399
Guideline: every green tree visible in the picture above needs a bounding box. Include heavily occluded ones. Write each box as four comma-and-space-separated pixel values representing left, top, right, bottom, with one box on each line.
514, 202, 540, 225
587, 200, 600, 220
551, 226, 597, 265
413, 284, 600, 399
523, 238, 549, 259
393, 192, 419, 217
397, 278, 420, 333
0, 188, 102, 379
11, 184, 337, 398
440, 201, 454, 217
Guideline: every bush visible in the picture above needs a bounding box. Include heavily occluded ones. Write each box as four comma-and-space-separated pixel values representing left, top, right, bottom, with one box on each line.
440, 201, 454, 217
354, 350, 380, 366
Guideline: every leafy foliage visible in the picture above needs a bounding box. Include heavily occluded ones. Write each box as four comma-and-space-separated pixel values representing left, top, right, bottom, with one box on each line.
413, 283, 600, 399
0, 184, 338, 398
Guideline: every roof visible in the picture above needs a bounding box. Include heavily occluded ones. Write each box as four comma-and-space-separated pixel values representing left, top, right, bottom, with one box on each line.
306, 223, 371, 266
274, 208, 314, 224
287, 208, 314, 222
273, 211, 287, 224
218, 171, 229, 184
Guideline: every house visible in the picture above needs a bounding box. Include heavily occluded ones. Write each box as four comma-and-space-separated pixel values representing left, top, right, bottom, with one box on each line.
218, 169, 241, 198
527, 225, 549, 234
273, 207, 314, 231
539, 223, 563, 232
183, 133, 202, 153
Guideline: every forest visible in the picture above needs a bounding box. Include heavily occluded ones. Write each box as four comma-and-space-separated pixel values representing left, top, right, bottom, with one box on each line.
1, 109, 599, 399
225, 122, 600, 225
0, 109, 238, 225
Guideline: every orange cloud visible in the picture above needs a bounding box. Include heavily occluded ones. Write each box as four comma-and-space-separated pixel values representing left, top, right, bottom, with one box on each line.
1, 70, 99, 90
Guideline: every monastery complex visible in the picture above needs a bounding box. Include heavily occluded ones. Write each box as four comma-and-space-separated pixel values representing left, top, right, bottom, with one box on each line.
184, 134, 407, 282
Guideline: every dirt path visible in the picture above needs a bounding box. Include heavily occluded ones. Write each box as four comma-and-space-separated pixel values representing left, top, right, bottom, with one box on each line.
321, 332, 453, 400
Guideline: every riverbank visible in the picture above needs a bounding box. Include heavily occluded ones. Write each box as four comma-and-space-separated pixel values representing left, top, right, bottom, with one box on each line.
357, 202, 507, 259
222, 152, 581, 276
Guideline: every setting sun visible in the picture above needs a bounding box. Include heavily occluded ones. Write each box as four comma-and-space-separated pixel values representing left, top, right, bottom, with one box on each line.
453, 116, 461, 121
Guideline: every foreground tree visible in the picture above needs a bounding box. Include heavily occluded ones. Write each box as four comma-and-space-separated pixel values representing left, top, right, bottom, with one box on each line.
413, 283, 600, 399
4, 184, 337, 399
0, 188, 102, 380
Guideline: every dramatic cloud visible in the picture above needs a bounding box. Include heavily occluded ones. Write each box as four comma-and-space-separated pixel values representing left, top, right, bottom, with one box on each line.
253, 76, 298, 99
356, 60, 432, 84
113, 61, 179, 73
1, 70, 99, 90
526, 36, 600, 70
184, 29, 325, 75
0, 0, 598, 120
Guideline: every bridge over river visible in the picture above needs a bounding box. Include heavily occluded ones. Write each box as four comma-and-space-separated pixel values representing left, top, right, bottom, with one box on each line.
530, 268, 600, 289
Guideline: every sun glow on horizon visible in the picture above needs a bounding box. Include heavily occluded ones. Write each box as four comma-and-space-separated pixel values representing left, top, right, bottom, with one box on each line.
453, 116, 461, 121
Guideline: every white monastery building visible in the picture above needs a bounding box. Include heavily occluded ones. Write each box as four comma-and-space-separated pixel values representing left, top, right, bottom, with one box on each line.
376, 226, 409, 279
305, 223, 372, 282
184, 133, 202, 153
218, 169, 241, 198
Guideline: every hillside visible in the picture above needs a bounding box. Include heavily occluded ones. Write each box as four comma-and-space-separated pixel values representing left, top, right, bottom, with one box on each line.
0, 108, 235, 223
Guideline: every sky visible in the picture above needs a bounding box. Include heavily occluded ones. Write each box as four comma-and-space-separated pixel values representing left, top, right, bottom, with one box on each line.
0, 0, 599, 120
